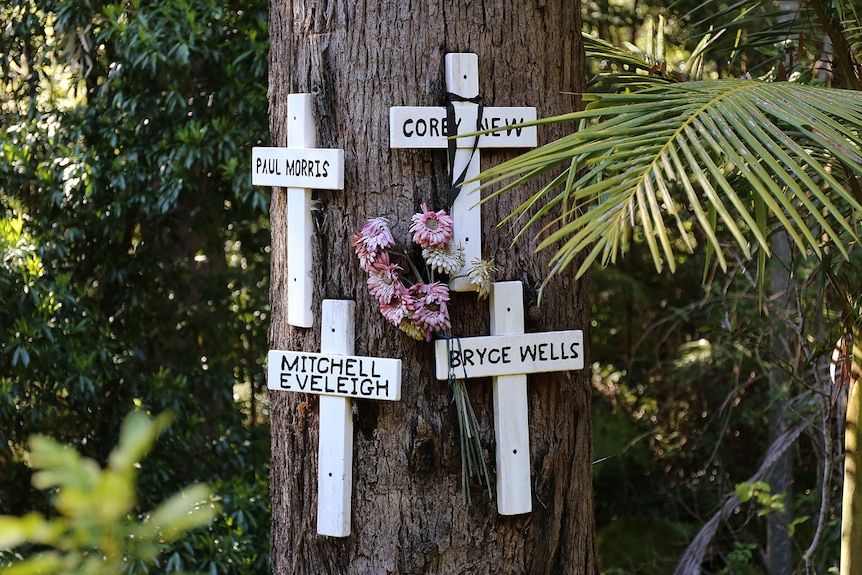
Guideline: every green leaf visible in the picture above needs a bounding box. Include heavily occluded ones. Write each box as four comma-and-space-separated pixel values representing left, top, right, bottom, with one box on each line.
482, 80, 862, 288
108, 410, 171, 474
0, 513, 63, 548
0, 551, 67, 575
29, 437, 99, 492
146, 484, 217, 541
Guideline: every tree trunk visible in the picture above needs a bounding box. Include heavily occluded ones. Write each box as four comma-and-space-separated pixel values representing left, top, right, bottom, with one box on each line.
267, 2, 594, 574
842, 324, 862, 574
766, 231, 794, 575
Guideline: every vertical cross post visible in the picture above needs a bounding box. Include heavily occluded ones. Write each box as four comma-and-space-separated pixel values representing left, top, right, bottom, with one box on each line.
445, 53, 482, 291
489, 281, 531, 514
389, 54, 537, 291
434, 281, 584, 515
252, 94, 345, 327
267, 301, 402, 536
285, 95, 317, 328
317, 299, 356, 536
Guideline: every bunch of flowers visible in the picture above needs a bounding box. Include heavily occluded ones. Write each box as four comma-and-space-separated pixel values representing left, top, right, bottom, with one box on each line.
353, 204, 492, 342
353, 204, 495, 503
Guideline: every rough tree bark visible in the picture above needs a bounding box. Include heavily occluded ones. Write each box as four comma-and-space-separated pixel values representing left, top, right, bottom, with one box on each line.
766, 232, 793, 575
266, 2, 594, 574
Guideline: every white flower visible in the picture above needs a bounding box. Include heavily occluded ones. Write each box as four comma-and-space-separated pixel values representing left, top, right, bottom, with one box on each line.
398, 318, 427, 341
467, 258, 495, 300
422, 242, 465, 275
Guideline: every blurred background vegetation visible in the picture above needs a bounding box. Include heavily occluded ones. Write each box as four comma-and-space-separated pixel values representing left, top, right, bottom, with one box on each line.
1, 1, 271, 573
581, 0, 861, 572
2, 0, 858, 573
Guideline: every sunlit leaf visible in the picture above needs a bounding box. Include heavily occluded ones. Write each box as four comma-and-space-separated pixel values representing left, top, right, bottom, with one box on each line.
482, 80, 862, 287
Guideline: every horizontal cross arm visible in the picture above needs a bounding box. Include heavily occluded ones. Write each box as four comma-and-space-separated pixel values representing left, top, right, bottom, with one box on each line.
252, 146, 345, 189
389, 106, 537, 149
268, 350, 402, 401
434, 330, 584, 380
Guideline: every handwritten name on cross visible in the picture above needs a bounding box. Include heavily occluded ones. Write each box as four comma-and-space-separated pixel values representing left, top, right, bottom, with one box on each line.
434, 281, 584, 515
252, 93, 345, 327
389, 53, 537, 291
268, 300, 402, 537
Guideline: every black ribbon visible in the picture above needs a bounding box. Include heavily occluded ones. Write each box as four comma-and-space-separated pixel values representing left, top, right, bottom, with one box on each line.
445, 92, 484, 209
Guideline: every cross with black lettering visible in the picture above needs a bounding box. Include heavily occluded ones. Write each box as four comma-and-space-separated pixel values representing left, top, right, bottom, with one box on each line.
389, 54, 537, 291
252, 93, 345, 327
268, 300, 402, 536
434, 281, 584, 514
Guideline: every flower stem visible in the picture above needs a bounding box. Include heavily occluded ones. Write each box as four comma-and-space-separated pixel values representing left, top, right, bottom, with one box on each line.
451, 378, 492, 504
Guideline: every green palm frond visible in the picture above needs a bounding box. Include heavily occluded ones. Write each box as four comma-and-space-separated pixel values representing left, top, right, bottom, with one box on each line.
836, 0, 862, 67
585, 36, 658, 73
585, 31, 726, 90
681, 0, 862, 84
482, 80, 862, 285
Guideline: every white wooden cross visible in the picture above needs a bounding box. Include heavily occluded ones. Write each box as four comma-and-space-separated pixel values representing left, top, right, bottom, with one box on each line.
389, 53, 537, 291
434, 281, 584, 514
252, 93, 345, 328
268, 300, 402, 536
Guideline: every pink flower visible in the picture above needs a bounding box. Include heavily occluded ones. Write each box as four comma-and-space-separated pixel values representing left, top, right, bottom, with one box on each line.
353, 217, 396, 272
367, 260, 406, 305
379, 290, 415, 327
358, 217, 396, 251
409, 282, 451, 340
409, 281, 450, 302
353, 231, 382, 272
409, 203, 453, 249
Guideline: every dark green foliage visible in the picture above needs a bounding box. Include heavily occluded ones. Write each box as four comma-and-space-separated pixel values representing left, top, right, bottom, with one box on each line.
590, 244, 848, 572
597, 516, 692, 574
590, 250, 763, 522
1, 0, 271, 571
0, 411, 216, 575
513, 0, 862, 568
